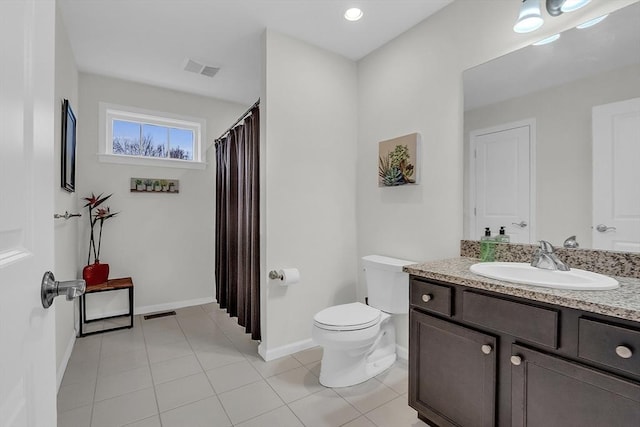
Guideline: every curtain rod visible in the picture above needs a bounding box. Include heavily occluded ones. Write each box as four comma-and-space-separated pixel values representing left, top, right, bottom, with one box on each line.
215, 98, 260, 144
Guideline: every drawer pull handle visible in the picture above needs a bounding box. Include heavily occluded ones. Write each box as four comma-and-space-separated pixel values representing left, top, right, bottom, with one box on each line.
510, 355, 522, 366
421, 294, 432, 303
615, 345, 633, 359
481, 344, 492, 355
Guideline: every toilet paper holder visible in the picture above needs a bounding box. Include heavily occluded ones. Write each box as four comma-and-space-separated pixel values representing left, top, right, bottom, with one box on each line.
268, 270, 284, 280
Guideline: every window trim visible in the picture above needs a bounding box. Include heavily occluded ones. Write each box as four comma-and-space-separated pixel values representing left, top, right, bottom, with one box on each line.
98, 102, 207, 170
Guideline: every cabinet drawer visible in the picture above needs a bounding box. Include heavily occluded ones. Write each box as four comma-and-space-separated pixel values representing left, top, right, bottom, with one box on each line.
578, 318, 640, 376
462, 291, 559, 348
410, 280, 452, 317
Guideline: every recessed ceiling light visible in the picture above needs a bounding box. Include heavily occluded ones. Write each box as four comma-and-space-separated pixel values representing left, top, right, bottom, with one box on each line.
576, 14, 608, 29
344, 7, 363, 21
532, 33, 561, 46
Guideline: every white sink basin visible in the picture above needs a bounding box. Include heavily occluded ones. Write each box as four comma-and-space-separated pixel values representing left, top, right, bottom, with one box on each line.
469, 262, 619, 290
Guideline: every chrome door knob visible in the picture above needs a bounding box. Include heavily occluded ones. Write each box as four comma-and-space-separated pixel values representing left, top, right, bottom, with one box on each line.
596, 224, 617, 233
41, 271, 86, 309
510, 355, 522, 366
615, 345, 633, 359
421, 294, 432, 303
481, 344, 492, 355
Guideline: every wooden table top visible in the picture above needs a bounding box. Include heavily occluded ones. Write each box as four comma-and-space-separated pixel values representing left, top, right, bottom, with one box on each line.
85, 277, 133, 292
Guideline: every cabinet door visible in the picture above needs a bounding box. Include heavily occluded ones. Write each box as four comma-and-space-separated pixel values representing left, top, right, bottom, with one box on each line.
409, 310, 496, 427
511, 344, 640, 427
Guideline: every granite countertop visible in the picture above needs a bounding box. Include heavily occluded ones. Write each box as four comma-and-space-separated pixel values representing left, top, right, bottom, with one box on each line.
404, 257, 640, 323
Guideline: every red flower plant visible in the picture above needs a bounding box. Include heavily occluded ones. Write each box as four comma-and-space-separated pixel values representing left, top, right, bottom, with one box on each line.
83, 193, 118, 264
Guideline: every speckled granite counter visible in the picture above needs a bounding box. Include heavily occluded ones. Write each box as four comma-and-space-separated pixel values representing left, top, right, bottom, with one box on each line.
404, 257, 640, 322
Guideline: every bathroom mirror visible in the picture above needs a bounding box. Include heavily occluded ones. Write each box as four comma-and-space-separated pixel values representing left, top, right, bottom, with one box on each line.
463, 1, 640, 250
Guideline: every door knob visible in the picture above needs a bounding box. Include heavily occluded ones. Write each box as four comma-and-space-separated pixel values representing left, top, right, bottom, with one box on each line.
512, 221, 528, 228
41, 271, 86, 309
595, 224, 617, 233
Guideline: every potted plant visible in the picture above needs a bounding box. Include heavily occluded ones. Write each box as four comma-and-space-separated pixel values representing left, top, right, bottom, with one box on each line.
160, 179, 168, 192
135, 179, 144, 191
144, 179, 153, 191
153, 180, 161, 191
82, 193, 119, 285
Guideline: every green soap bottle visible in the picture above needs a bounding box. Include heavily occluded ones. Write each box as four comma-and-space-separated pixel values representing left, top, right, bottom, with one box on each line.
480, 227, 496, 262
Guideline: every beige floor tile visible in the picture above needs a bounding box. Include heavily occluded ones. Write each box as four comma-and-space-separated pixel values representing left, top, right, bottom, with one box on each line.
235, 405, 304, 427
266, 366, 324, 403
91, 387, 158, 427
124, 415, 161, 427
247, 354, 302, 378
94, 365, 153, 402
288, 389, 360, 427
100, 333, 146, 359
200, 303, 217, 313
305, 360, 321, 377
160, 396, 231, 427
57, 404, 92, 427
342, 416, 378, 427
218, 380, 284, 424
57, 380, 96, 413
375, 363, 409, 394
61, 358, 99, 387
150, 354, 202, 385
98, 347, 149, 377
291, 346, 323, 365
364, 395, 429, 427
146, 339, 193, 364
194, 344, 246, 370
174, 305, 207, 318
205, 360, 262, 393
154, 372, 214, 412
68, 336, 102, 365
335, 378, 399, 413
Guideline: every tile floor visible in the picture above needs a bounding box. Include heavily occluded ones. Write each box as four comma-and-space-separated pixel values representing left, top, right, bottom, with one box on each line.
58, 303, 430, 427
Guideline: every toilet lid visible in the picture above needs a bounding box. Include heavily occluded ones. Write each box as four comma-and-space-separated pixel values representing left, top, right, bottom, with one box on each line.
314, 302, 381, 331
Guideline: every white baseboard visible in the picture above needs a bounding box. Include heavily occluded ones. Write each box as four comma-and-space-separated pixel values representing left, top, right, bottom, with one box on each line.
135, 297, 216, 316
84, 296, 216, 320
258, 338, 316, 362
57, 333, 76, 392
396, 344, 408, 361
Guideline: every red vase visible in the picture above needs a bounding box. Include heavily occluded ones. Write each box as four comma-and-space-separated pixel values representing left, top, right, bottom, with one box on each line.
83, 262, 109, 286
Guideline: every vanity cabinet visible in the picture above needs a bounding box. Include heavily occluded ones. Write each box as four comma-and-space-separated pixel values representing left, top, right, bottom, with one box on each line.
408, 276, 640, 427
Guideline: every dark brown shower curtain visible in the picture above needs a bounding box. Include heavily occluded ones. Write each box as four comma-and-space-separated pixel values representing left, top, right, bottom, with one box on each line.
215, 106, 260, 340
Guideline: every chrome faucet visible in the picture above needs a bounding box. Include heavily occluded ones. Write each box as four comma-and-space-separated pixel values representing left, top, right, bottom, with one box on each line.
563, 235, 579, 249
531, 241, 570, 271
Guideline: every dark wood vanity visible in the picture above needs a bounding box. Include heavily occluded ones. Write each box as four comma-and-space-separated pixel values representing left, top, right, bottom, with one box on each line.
408, 274, 640, 427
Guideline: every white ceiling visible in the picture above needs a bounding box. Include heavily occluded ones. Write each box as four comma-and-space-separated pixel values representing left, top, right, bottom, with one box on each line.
58, 0, 453, 106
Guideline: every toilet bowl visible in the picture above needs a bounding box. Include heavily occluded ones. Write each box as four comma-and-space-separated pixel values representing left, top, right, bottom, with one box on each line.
312, 302, 396, 387
312, 255, 414, 388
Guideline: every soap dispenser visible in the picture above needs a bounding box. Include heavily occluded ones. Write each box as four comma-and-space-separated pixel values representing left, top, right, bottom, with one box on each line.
497, 226, 510, 243
480, 227, 496, 262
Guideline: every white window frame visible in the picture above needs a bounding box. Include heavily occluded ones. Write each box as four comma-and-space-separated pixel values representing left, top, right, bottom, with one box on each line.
98, 102, 207, 169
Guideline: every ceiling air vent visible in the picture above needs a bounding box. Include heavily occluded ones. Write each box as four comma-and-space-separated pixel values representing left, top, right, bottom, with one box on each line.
183, 58, 220, 78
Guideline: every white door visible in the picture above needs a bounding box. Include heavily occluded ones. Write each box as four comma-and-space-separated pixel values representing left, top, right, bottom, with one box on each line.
592, 98, 640, 253
0, 0, 57, 426
470, 121, 534, 244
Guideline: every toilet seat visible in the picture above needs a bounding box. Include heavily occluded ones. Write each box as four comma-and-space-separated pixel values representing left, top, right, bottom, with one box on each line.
314, 302, 381, 331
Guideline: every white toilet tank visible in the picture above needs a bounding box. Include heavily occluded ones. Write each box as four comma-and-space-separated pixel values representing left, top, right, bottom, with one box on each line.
363, 255, 415, 314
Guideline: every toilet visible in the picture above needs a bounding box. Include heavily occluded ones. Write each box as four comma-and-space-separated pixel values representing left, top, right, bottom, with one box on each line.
312, 255, 415, 388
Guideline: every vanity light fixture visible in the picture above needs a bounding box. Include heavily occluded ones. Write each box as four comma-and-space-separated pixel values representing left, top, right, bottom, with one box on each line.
532, 33, 561, 45
344, 7, 363, 21
576, 14, 608, 29
560, 0, 591, 13
513, 0, 544, 34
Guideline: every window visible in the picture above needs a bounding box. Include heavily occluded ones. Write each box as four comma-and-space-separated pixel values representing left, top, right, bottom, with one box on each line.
99, 103, 207, 169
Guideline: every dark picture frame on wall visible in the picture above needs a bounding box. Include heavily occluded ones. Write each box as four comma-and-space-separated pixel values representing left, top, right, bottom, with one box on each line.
61, 99, 76, 192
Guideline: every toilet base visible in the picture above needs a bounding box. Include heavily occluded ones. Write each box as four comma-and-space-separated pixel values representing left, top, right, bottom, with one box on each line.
318, 321, 396, 388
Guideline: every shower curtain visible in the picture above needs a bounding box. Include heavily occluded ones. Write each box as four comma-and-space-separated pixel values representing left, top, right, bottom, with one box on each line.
215, 106, 260, 340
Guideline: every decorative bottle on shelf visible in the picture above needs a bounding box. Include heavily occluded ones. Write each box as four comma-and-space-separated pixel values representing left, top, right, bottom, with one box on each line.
480, 227, 496, 262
